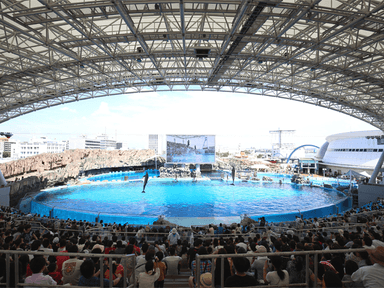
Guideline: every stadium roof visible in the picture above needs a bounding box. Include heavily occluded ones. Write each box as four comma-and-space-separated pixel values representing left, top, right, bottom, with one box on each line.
1, 0, 384, 129
326, 130, 384, 142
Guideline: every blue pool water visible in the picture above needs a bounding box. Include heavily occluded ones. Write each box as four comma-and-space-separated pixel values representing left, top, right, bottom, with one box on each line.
30, 173, 351, 226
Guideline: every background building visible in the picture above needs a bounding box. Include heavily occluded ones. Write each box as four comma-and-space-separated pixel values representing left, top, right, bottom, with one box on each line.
148, 134, 159, 154
0, 138, 9, 158
316, 130, 384, 175
67, 134, 120, 150
97, 134, 117, 150
13, 137, 66, 159
67, 136, 101, 150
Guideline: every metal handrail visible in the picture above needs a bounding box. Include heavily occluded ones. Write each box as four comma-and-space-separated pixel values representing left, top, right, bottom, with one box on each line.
7, 214, 384, 239
195, 248, 368, 288
8, 217, 192, 234
294, 223, 380, 233
0, 249, 136, 288
13, 213, 195, 230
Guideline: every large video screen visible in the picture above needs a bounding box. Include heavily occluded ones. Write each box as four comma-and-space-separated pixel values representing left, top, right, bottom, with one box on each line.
166, 135, 215, 163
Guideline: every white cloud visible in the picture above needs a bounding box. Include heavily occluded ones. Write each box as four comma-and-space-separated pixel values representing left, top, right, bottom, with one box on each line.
60, 107, 77, 113
91, 102, 112, 116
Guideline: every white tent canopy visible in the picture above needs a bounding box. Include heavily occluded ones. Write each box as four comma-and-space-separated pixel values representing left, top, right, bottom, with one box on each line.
250, 164, 270, 170
359, 171, 371, 178
344, 170, 370, 179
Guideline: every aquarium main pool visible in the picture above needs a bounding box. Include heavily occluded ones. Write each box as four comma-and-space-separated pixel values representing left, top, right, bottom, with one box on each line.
30, 172, 352, 226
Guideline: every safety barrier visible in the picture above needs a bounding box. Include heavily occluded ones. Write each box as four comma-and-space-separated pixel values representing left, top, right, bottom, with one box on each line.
0, 250, 136, 288
4, 217, 195, 243
195, 248, 367, 288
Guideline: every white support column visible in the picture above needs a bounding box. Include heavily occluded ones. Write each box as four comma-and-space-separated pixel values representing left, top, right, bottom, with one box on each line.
369, 150, 384, 184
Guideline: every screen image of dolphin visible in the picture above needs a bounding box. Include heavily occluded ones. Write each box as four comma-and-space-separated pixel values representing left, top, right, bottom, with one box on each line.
142, 172, 149, 193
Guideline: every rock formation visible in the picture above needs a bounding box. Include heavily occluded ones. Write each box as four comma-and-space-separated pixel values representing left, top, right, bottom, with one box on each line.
0, 149, 159, 179
152, 217, 177, 227
159, 166, 201, 178
290, 173, 310, 184
262, 176, 273, 182
1, 149, 161, 206
240, 216, 258, 227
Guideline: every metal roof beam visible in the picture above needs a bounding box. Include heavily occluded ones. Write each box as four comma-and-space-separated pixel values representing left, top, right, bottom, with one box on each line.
112, 0, 165, 80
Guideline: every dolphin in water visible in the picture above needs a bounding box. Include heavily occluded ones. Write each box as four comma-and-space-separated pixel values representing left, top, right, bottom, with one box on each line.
231, 166, 235, 185
142, 172, 149, 193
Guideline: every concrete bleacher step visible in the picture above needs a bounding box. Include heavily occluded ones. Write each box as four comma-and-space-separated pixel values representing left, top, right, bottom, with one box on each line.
163, 269, 191, 287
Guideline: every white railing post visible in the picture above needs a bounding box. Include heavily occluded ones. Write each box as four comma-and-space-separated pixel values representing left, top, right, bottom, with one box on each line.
100, 255, 104, 288
314, 253, 319, 288
5, 252, 10, 288
15, 252, 19, 288
305, 253, 310, 286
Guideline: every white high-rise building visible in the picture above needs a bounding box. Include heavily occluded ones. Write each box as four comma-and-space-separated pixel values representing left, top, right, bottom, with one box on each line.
149, 134, 159, 154
68, 136, 101, 150
97, 134, 116, 150
68, 134, 117, 150
0, 138, 9, 158
149, 134, 165, 155
14, 137, 66, 159
6, 141, 16, 159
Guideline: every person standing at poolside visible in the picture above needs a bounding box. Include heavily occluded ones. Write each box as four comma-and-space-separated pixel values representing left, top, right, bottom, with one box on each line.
168, 228, 180, 246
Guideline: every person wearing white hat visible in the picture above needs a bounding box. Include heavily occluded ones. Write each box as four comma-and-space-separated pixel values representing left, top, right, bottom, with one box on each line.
168, 228, 180, 246
351, 246, 384, 288
251, 245, 268, 281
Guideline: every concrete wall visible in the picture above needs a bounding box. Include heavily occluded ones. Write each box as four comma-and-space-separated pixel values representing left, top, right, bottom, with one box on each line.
0, 186, 10, 206
358, 184, 384, 206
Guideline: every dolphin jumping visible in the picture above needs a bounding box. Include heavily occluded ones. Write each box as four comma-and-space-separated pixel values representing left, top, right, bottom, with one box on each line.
231, 166, 235, 185
142, 172, 149, 193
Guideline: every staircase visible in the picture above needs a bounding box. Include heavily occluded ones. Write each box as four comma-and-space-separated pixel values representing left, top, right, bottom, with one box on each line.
163, 268, 191, 287
353, 194, 359, 207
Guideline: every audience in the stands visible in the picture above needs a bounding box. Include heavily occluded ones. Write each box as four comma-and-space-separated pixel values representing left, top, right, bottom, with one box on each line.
0, 198, 383, 287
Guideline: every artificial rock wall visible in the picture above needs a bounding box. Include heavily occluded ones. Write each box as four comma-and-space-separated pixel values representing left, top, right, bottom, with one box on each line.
0, 149, 158, 206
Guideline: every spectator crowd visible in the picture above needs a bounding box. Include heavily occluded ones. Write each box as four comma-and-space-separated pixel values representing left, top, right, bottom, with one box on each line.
0, 198, 384, 287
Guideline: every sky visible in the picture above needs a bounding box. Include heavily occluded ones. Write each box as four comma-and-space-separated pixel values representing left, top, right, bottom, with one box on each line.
0, 91, 376, 150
